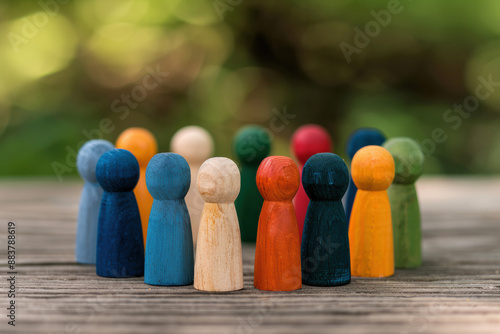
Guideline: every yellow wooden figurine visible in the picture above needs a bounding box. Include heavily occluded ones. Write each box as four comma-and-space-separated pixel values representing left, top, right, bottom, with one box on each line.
349, 145, 395, 278
116, 128, 158, 247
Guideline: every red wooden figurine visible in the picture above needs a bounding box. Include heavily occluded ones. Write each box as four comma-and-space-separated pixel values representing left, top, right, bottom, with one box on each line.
291, 125, 332, 240
254, 156, 302, 291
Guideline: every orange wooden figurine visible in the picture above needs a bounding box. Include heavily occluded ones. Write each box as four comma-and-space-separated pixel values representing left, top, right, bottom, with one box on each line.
349, 145, 395, 278
254, 156, 302, 291
116, 128, 158, 247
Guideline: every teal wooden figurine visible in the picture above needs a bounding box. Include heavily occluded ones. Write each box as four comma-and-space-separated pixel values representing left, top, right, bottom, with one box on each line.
96, 149, 144, 278
344, 128, 386, 225
301, 153, 350, 286
76, 139, 114, 264
233, 125, 271, 243
383, 137, 424, 268
144, 153, 194, 286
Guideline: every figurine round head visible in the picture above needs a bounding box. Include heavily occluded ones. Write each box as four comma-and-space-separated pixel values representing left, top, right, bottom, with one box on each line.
256, 156, 300, 201
197, 157, 240, 203
170, 126, 213, 165
232, 125, 271, 165
351, 146, 395, 191
77, 140, 114, 183
291, 124, 332, 165
116, 128, 157, 167
146, 153, 191, 200
302, 153, 349, 201
346, 128, 386, 160
383, 137, 424, 184
96, 149, 140, 192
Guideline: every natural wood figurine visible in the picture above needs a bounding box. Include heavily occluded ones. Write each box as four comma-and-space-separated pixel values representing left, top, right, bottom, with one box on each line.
116, 127, 158, 247
76, 139, 114, 264
171, 126, 214, 244
96, 149, 144, 278
144, 153, 194, 286
194, 157, 243, 292
349, 146, 395, 278
383, 137, 424, 268
291, 125, 332, 241
254, 156, 302, 291
233, 125, 271, 243
344, 128, 386, 224
301, 153, 350, 286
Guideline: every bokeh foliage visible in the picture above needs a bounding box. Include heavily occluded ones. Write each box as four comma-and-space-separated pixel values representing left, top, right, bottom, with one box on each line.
0, 0, 499, 178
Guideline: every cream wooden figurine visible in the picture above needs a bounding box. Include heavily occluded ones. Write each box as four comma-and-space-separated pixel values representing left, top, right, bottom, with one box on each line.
171, 126, 214, 243
194, 157, 243, 292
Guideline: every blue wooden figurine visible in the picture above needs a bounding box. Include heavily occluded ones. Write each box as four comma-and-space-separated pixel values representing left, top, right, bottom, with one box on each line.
76, 139, 114, 264
344, 128, 386, 224
301, 153, 350, 286
144, 153, 194, 286
96, 149, 144, 278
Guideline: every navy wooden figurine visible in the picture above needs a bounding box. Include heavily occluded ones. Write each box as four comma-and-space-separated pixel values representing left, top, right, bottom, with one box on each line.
344, 128, 386, 224
301, 153, 350, 286
76, 139, 114, 264
96, 149, 144, 278
144, 153, 194, 286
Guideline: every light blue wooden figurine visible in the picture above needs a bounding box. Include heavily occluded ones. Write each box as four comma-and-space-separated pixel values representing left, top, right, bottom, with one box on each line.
144, 153, 194, 286
76, 139, 114, 264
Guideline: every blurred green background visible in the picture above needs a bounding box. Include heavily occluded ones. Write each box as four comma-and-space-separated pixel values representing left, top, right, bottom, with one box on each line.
1, 0, 499, 179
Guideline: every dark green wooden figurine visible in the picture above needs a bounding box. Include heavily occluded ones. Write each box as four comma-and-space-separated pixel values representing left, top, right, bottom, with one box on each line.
301, 153, 350, 286
232, 125, 271, 243
383, 138, 424, 268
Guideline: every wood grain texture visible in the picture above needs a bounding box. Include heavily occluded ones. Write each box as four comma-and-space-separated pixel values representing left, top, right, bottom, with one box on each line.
195, 157, 243, 292
301, 153, 350, 286
75, 140, 114, 264
384, 137, 425, 268
233, 125, 271, 243
171, 126, 214, 244
95, 149, 144, 278
2, 178, 500, 334
254, 156, 302, 291
349, 146, 395, 278
144, 153, 194, 286
344, 128, 386, 225
116, 127, 157, 247
291, 125, 332, 241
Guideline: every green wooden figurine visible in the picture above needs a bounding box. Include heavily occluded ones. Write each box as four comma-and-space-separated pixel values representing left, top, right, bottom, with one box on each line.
233, 125, 272, 243
383, 138, 424, 268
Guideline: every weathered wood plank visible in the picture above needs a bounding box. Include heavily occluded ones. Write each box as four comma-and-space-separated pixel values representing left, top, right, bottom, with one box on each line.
0, 177, 500, 334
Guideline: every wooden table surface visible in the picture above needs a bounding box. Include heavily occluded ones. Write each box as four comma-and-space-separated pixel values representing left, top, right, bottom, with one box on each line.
1, 177, 499, 334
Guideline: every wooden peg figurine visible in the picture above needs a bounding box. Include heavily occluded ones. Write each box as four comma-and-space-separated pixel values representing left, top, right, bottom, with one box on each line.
144, 153, 194, 286
76, 139, 114, 264
194, 157, 243, 292
171, 126, 214, 244
291, 125, 332, 241
254, 156, 302, 291
233, 125, 271, 243
383, 138, 424, 268
349, 146, 395, 278
116, 127, 158, 247
344, 128, 386, 224
96, 149, 144, 278
301, 153, 350, 286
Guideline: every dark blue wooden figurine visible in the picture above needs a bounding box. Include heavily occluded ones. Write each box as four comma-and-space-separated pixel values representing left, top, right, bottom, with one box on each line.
144, 153, 194, 286
344, 128, 386, 224
76, 139, 114, 264
301, 153, 350, 286
96, 149, 144, 278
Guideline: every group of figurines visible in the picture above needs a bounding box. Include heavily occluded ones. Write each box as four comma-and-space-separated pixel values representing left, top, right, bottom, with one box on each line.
75, 124, 424, 292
